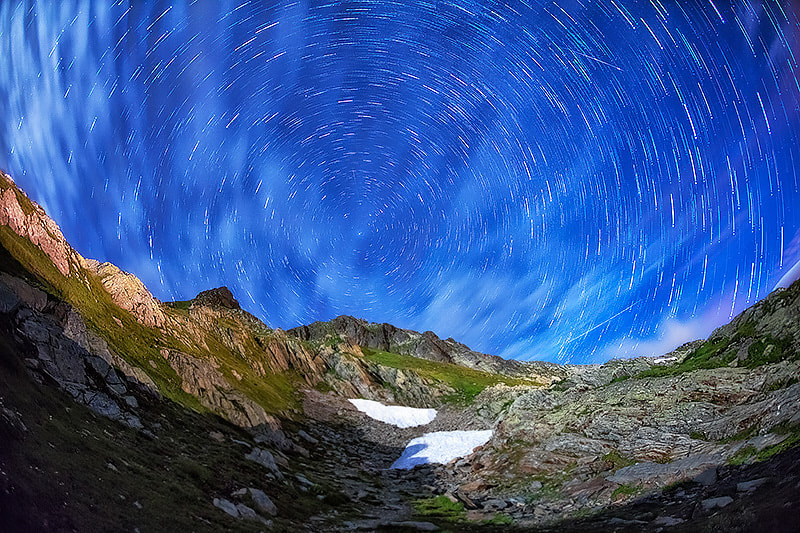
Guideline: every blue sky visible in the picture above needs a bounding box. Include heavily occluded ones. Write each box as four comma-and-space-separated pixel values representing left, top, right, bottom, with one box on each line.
1, 0, 799, 363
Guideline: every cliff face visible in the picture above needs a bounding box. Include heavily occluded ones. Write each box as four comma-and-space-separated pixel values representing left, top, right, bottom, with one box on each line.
0, 174, 75, 276
1, 169, 799, 532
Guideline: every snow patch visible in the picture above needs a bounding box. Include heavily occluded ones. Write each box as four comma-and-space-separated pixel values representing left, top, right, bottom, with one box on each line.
348, 399, 437, 428
391, 430, 494, 469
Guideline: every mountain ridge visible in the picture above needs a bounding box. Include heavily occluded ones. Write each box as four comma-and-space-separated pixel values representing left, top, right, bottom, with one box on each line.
1, 169, 799, 531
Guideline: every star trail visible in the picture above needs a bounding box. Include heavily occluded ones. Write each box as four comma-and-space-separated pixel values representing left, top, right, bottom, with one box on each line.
1, 1, 799, 363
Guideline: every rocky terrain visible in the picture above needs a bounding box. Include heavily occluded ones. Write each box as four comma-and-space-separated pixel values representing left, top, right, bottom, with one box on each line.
0, 168, 799, 532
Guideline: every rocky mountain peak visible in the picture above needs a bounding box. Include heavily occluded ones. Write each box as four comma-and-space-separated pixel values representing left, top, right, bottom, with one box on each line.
193, 286, 241, 310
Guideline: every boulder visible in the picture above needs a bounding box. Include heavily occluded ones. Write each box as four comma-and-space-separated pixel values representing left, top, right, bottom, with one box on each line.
701, 496, 733, 510
212, 498, 239, 517
248, 488, 277, 516
245, 447, 283, 478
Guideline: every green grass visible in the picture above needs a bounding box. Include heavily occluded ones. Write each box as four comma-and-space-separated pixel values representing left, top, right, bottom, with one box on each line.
756, 425, 800, 461
608, 374, 630, 384
602, 449, 636, 470
413, 495, 466, 522
481, 514, 514, 525
360, 347, 537, 404
324, 334, 344, 347
726, 424, 800, 465
611, 483, 640, 499
636, 337, 734, 378
765, 377, 799, 391
0, 330, 329, 532
720, 424, 759, 444
744, 336, 796, 368
0, 218, 300, 417
165, 299, 193, 311
727, 445, 757, 466
632, 299, 798, 380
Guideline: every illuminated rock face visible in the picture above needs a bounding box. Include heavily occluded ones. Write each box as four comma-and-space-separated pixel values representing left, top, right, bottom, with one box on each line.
84, 259, 167, 329
0, 172, 72, 277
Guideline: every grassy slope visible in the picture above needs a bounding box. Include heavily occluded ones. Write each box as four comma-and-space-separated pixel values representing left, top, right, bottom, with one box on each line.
360, 346, 539, 403
0, 329, 326, 532
635, 283, 800, 379
0, 197, 298, 415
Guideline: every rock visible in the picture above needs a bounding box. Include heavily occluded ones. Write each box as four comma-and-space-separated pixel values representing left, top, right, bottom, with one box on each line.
0, 181, 73, 276
235, 503, 258, 520
529, 480, 543, 491
245, 447, 283, 478
248, 488, 277, 516
737, 478, 769, 492
483, 499, 508, 511
653, 516, 684, 526
287, 314, 560, 381
84, 260, 165, 328
298, 429, 319, 445
606, 454, 722, 486
295, 474, 313, 486
461, 479, 492, 492
693, 467, 717, 486
193, 287, 240, 309
86, 393, 122, 419
0, 273, 46, 311
386, 521, 439, 531
607, 517, 647, 526
0, 406, 27, 436
0, 278, 21, 313
166, 350, 281, 431
213, 498, 239, 517
701, 496, 733, 510
123, 395, 138, 408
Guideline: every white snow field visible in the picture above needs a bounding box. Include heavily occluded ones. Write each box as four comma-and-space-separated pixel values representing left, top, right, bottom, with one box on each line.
391, 430, 494, 469
348, 399, 437, 428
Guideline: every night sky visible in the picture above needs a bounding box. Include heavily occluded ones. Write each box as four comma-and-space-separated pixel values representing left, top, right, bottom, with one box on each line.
1, 1, 799, 363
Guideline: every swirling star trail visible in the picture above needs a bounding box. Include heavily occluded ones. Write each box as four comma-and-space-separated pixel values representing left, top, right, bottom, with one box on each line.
1, 1, 799, 363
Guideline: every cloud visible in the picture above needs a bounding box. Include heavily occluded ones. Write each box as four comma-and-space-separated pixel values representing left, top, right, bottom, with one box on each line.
774, 228, 800, 290
601, 315, 714, 361
774, 257, 800, 290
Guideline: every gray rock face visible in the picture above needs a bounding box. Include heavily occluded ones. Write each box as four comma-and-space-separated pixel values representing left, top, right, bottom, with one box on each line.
0, 278, 20, 313
165, 350, 281, 432
606, 455, 722, 486
701, 496, 733, 510
234, 503, 258, 520
248, 488, 277, 516
693, 467, 718, 486
737, 478, 769, 492
192, 287, 240, 310
245, 447, 283, 479
2, 276, 143, 429
0, 273, 47, 311
213, 497, 239, 517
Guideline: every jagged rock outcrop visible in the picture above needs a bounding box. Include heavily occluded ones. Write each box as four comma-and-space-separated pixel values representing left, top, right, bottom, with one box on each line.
193, 286, 241, 310
84, 259, 166, 328
0, 172, 74, 276
164, 349, 280, 432
0, 274, 143, 428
